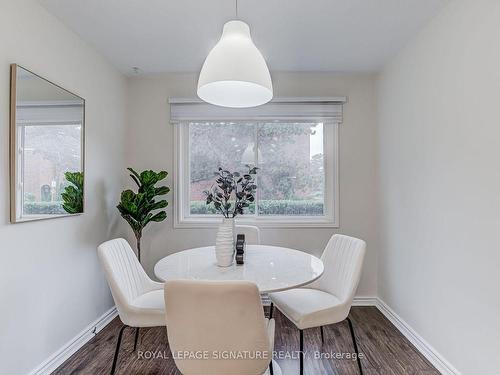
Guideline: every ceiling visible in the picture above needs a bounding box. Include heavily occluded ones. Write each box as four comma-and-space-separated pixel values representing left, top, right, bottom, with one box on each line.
40, 0, 448, 75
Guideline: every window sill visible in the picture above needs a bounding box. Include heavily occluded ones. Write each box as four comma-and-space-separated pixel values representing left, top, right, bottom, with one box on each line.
174, 217, 339, 229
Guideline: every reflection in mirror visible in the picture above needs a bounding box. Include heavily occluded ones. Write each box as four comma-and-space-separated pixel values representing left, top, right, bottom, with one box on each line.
10, 64, 85, 223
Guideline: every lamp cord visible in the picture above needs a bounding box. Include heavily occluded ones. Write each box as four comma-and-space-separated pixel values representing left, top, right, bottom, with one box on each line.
235, 0, 238, 18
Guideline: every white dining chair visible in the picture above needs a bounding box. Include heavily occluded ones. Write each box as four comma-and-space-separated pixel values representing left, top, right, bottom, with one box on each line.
268, 234, 366, 375
165, 280, 280, 375
235, 224, 261, 244
97, 238, 166, 374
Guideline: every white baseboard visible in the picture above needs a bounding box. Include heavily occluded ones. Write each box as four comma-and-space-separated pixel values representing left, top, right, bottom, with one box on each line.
28, 306, 118, 375
263, 295, 377, 307
352, 296, 378, 306
375, 298, 461, 375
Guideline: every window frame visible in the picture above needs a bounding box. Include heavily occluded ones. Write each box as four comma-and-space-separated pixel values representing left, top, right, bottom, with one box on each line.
173, 118, 340, 228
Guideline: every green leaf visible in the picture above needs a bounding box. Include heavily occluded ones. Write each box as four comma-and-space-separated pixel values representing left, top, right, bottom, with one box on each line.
157, 171, 168, 181
149, 211, 167, 223
139, 170, 158, 186
127, 167, 140, 180
151, 200, 168, 210
155, 186, 170, 195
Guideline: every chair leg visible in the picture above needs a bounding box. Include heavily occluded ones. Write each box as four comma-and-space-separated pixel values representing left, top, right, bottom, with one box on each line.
346, 317, 363, 375
320, 326, 324, 345
299, 329, 304, 375
267, 302, 274, 375
111, 325, 128, 375
133, 327, 140, 351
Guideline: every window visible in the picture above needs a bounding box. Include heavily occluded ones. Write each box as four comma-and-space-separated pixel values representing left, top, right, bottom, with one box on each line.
19, 123, 82, 217
171, 98, 344, 227
14, 102, 84, 220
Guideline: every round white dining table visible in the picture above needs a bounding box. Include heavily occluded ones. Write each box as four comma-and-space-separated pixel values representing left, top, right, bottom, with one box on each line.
154, 245, 324, 293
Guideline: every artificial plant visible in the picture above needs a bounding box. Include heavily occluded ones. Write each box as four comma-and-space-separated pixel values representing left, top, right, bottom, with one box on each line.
204, 165, 258, 218
61, 171, 84, 214
117, 168, 170, 262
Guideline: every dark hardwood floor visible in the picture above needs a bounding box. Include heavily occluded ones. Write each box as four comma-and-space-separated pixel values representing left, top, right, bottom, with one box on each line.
53, 307, 439, 375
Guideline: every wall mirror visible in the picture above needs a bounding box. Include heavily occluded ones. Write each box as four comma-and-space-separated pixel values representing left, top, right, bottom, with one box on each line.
10, 64, 85, 223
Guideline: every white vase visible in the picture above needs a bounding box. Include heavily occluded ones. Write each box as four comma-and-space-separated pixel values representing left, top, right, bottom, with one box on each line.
215, 217, 235, 267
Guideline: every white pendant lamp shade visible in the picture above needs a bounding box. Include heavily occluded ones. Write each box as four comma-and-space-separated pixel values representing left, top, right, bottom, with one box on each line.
197, 20, 273, 108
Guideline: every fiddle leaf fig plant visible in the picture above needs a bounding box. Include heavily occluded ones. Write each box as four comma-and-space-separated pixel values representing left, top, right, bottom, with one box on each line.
61, 171, 84, 214
204, 165, 258, 218
117, 168, 170, 262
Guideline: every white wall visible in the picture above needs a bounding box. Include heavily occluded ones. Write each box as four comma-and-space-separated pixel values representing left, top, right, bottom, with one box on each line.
0, 1, 127, 374
126, 72, 379, 297
377, 0, 500, 373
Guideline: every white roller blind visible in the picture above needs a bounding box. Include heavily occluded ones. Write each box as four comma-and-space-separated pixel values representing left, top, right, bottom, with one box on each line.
16, 100, 84, 125
169, 97, 346, 123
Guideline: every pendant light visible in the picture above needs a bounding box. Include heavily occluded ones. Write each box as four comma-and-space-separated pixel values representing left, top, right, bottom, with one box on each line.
197, 0, 273, 108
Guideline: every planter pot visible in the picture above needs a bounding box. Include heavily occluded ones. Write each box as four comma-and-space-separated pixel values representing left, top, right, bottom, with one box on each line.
215, 218, 235, 267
